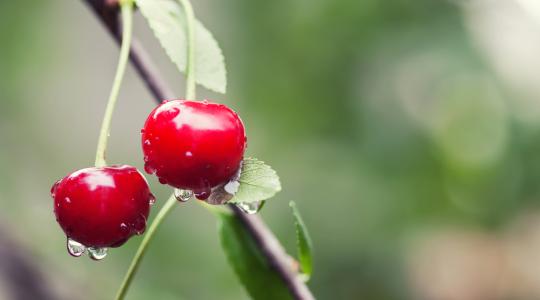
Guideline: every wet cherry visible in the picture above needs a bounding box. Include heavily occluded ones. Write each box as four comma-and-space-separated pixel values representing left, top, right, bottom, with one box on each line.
51, 165, 153, 248
141, 100, 246, 198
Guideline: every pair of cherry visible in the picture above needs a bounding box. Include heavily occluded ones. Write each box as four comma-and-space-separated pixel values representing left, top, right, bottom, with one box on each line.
51, 100, 246, 251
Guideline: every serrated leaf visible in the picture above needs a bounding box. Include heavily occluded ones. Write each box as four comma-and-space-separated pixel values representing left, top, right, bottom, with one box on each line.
227, 158, 281, 204
136, 0, 227, 93
218, 211, 293, 300
290, 201, 313, 280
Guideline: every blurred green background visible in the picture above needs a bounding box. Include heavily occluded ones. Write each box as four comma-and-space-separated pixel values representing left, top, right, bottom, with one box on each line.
3, 0, 540, 299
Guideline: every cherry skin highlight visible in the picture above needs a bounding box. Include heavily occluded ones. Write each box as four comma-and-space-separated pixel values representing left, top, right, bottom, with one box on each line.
141, 100, 246, 198
51, 165, 153, 248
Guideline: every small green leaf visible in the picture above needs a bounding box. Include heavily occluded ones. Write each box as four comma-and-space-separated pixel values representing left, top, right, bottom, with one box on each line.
227, 158, 281, 204
290, 201, 313, 280
136, 0, 227, 93
218, 211, 293, 300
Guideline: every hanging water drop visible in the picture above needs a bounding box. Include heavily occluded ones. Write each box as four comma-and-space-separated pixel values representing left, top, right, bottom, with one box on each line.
235, 201, 262, 215
119, 223, 129, 233
174, 189, 193, 202
224, 180, 240, 195
87, 247, 108, 261
194, 188, 211, 200
148, 193, 156, 205
144, 163, 156, 175
50, 180, 60, 197
66, 238, 86, 257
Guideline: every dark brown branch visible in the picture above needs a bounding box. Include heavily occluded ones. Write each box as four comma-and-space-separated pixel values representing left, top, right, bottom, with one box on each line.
230, 205, 315, 300
84, 0, 175, 101
0, 224, 59, 300
82, 1, 315, 299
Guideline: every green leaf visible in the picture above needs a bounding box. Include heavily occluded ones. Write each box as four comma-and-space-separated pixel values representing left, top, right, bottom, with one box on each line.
227, 158, 282, 204
218, 211, 293, 300
136, 0, 227, 93
290, 201, 313, 280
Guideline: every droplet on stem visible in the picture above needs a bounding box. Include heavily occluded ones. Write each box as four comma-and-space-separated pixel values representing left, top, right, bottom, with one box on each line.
174, 189, 193, 202
66, 238, 86, 257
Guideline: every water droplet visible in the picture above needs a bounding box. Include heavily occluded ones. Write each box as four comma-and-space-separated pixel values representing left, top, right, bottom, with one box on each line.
50, 180, 60, 197
194, 188, 211, 200
224, 180, 240, 195
144, 139, 151, 146
66, 238, 86, 257
148, 193, 156, 205
132, 214, 147, 235
185, 151, 193, 158
144, 163, 156, 175
202, 100, 209, 104
235, 201, 263, 214
64, 197, 71, 204
87, 247, 108, 261
174, 189, 193, 202
140, 128, 145, 134
120, 223, 129, 233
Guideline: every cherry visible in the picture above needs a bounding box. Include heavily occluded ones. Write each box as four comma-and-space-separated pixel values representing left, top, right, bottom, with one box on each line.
141, 100, 246, 198
51, 165, 153, 248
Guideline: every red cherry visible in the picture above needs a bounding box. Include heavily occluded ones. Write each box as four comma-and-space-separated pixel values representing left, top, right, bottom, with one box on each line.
51, 165, 153, 248
141, 100, 246, 197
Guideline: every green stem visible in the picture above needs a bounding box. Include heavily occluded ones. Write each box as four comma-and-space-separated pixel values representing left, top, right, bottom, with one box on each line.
94, 0, 134, 167
177, 0, 196, 100
114, 193, 177, 300
115, 1, 197, 298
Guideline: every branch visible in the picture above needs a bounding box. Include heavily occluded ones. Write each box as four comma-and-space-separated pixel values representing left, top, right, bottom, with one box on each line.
84, 0, 175, 101
0, 224, 59, 300
82, 1, 315, 299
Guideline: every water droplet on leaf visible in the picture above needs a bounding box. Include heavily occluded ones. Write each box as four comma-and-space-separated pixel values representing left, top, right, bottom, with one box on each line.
224, 180, 240, 195
235, 201, 263, 214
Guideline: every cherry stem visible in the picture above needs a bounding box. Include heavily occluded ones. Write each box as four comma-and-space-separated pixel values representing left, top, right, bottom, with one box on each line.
114, 193, 177, 300
176, 0, 196, 100
94, 0, 134, 167
116, 1, 197, 298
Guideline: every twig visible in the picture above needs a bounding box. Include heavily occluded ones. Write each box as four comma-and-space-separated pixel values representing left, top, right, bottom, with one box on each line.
81, 1, 315, 299
84, 0, 175, 101
230, 205, 315, 300
0, 224, 59, 300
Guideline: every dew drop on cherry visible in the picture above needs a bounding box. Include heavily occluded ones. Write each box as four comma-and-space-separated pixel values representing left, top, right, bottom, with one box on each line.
174, 189, 193, 202
144, 163, 156, 175
194, 188, 211, 200
50, 180, 60, 197
132, 214, 147, 235
66, 238, 86, 257
87, 247, 108, 261
148, 193, 156, 205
